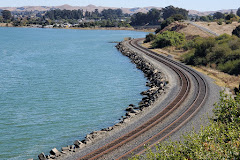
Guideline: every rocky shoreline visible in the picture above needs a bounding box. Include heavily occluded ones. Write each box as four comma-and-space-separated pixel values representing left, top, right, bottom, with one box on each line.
37, 40, 167, 160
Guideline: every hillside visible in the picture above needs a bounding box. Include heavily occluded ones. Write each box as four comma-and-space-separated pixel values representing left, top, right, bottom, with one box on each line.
0, 4, 237, 15
0, 4, 162, 14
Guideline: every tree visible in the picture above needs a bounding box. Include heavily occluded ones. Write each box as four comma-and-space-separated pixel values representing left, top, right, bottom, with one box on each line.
146, 8, 161, 25
237, 8, 240, 17
1, 10, 11, 20
225, 13, 236, 20
101, 9, 124, 20
130, 12, 147, 25
162, 5, 188, 20
213, 12, 225, 19
130, 8, 161, 26
200, 16, 209, 21
170, 14, 185, 21
159, 17, 174, 29
0, 16, 3, 23
232, 25, 240, 38
207, 15, 214, 21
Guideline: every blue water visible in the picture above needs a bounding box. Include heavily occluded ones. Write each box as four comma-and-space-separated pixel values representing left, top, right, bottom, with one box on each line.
0, 27, 148, 160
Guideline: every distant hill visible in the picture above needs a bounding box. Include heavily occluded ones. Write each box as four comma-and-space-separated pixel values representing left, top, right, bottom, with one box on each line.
0, 4, 237, 15
0, 4, 162, 14
189, 9, 237, 16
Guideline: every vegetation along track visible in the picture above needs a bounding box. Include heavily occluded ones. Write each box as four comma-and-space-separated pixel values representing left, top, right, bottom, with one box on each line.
78, 38, 208, 160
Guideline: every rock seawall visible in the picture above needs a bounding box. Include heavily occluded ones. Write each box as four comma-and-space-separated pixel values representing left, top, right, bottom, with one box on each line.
116, 42, 167, 109
38, 40, 167, 160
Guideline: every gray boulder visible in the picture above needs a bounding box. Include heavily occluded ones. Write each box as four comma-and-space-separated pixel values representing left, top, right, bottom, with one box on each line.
74, 140, 83, 148
38, 152, 47, 160
50, 148, 61, 157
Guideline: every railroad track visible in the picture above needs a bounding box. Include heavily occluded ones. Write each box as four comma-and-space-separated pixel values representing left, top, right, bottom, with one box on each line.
77, 38, 208, 160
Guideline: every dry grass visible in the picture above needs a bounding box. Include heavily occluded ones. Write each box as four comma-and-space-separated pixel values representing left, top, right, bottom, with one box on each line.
178, 22, 212, 38
193, 66, 240, 91
142, 42, 187, 61
194, 21, 240, 35
162, 21, 212, 38
0, 23, 13, 27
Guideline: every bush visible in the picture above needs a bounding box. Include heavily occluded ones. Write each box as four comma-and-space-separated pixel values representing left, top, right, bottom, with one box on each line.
229, 49, 240, 60
225, 20, 233, 24
206, 44, 231, 64
232, 25, 240, 38
193, 57, 207, 65
160, 18, 174, 30
218, 59, 240, 75
182, 34, 240, 75
216, 33, 231, 44
228, 37, 240, 50
182, 39, 196, 50
144, 33, 156, 43
181, 50, 195, 64
151, 31, 185, 48
194, 37, 215, 57
217, 19, 223, 25
155, 27, 161, 34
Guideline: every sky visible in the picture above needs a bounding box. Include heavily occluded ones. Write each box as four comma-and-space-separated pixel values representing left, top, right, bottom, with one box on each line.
0, 0, 240, 11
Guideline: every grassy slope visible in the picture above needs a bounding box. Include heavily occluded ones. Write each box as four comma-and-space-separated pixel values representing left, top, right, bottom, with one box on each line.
144, 21, 240, 91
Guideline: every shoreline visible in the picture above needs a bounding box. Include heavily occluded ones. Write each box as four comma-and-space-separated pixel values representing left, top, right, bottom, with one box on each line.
37, 40, 169, 160
0, 23, 156, 32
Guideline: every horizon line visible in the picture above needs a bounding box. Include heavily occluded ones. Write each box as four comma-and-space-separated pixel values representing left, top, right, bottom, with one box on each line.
0, 4, 237, 12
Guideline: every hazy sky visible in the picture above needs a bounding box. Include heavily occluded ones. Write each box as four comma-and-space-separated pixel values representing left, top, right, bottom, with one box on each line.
0, 0, 240, 11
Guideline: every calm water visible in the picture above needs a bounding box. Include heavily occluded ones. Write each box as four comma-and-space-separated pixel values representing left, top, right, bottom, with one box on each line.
0, 27, 148, 160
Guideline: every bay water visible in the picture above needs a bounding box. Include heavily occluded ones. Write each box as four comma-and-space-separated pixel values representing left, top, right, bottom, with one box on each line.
0, 27, 148, 160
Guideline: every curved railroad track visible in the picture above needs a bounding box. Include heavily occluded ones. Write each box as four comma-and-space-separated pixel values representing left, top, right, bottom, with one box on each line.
77, 38, 208, 160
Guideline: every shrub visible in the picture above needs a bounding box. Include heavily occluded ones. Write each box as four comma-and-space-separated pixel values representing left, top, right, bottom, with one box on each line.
232, 25, 240, 38
228, 49, 240, 60
194, 37, 215, 57
217, 19, 223, 25
155, 27, 161, 34
181, 50, 195, 64
181, 34, 240, 75
216, 33, 231, 43
225, 20, 233, 24
234, 84, 240, 95
225, 13, 236, 21
182, 39, 196, 50
160, 18, 174, 30
193, 57, 207, 65
206, 44, 231, 64
213, 92, 240, 124
151, 31, 185, 48
144, 33, 156, 43
228, 37, 240, 50
218, 59, 240, 75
